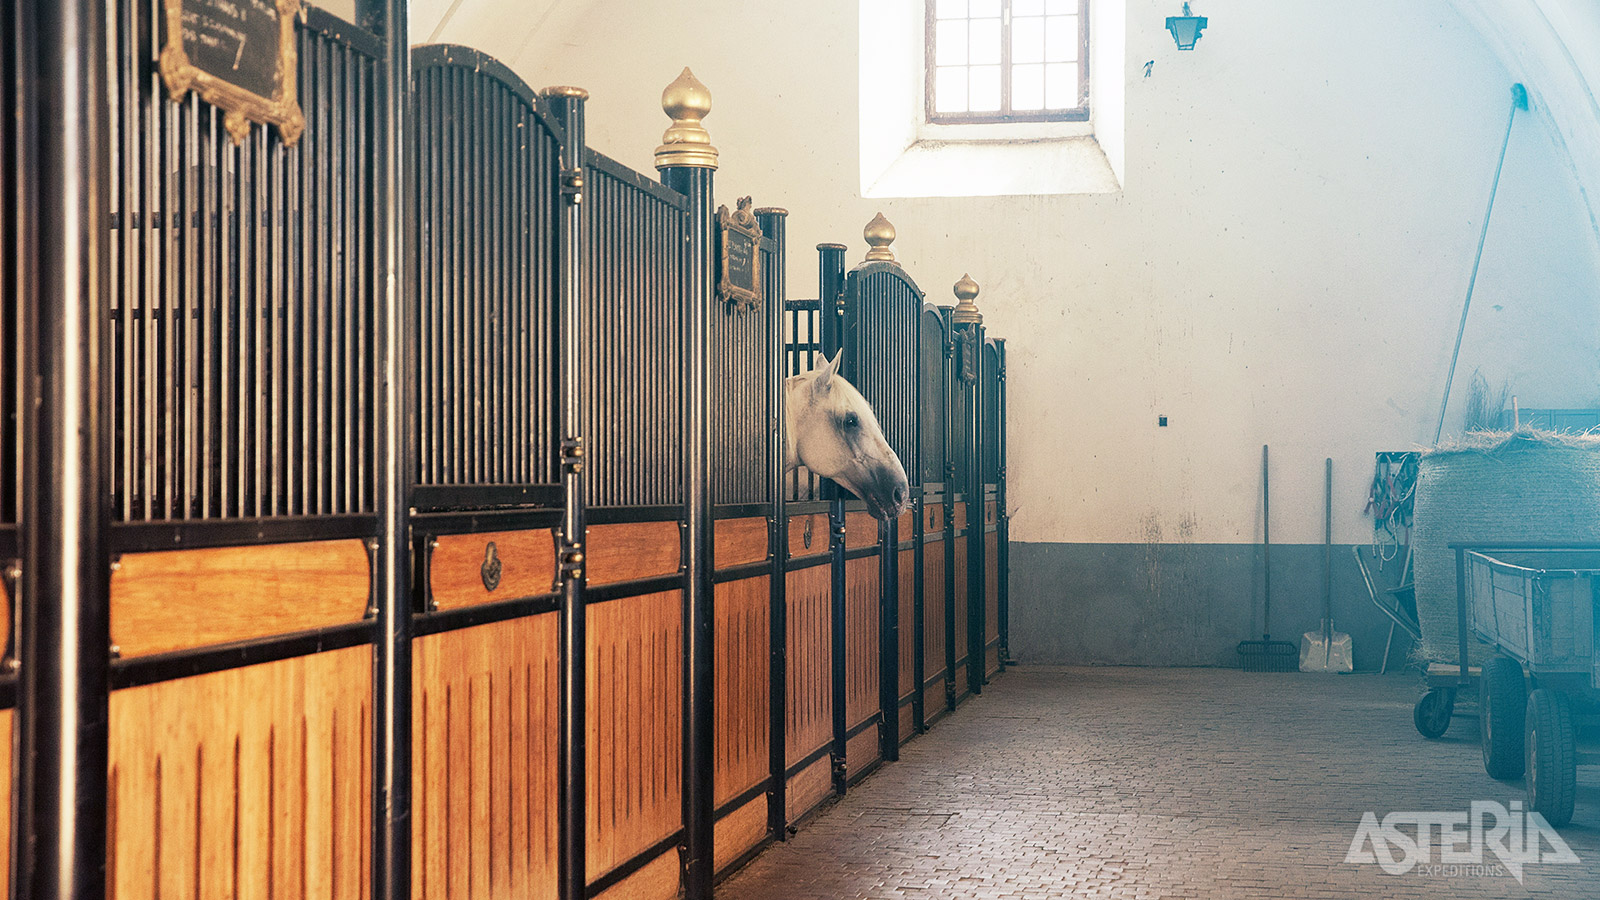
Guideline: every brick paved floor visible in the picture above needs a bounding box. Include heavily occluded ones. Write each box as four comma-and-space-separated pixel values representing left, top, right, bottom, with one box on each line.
718, 666, 1600, 899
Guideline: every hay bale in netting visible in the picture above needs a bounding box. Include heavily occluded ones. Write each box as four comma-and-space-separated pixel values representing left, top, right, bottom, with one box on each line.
1412, 429, 1600, 664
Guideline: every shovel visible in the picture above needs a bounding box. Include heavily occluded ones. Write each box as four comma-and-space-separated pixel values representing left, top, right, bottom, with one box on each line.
1302, 458, 1353, 673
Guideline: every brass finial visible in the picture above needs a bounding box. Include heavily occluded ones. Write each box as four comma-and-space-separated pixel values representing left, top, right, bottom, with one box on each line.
951, 273, 983, 325
863, 212, 896, 262
655, 67, 718, 170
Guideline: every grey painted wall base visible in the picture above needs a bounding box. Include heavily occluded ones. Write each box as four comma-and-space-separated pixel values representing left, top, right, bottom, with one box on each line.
1009, 542, 1416, 671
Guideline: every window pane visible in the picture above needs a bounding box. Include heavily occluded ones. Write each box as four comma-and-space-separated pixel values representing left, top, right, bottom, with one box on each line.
969, 17, 1001, 65
1045, 62, 1079, 109
936, 66, 969, 113
1012, 62, 1044, 110
1013, 0, 1044, 15
1012, 15, 1045, 64
1045, 15, 1078, 62
1044, 0, 1074, 13
936, 0, 968, 19
937, 19, 969, 66
970, 0, 1000, 17
969, 65, 1001, 111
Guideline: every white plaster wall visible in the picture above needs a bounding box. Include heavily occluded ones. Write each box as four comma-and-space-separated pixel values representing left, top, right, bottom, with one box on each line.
410, 0, 1600, 548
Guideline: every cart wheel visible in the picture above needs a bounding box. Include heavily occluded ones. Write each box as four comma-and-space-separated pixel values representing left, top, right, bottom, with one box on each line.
1480, 657, 1527, 779
1525, 688, 1577, 827
1414, 688, 1455, 739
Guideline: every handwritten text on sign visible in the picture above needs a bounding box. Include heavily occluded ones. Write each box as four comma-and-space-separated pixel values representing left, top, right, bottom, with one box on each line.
181, 0, 281, 100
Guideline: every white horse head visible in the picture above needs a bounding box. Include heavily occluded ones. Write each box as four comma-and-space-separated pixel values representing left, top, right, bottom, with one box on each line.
785, 351, 910, 521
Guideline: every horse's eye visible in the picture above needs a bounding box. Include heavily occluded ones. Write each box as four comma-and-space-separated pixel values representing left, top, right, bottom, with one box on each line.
842, 413, 859, 430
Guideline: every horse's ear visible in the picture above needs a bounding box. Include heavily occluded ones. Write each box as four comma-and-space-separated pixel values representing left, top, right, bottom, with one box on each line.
813, 350, 841, 395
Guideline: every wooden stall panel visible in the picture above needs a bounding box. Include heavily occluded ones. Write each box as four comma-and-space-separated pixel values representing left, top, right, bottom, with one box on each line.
924, 503, 943, 535
786, 512, 827, 561
0, 709, 9, 900
844, 556, 880, 756
785, 757, 831, 825
108, 646, 372, 900
430, 529, 557, 609
110, 540, 370, 657
985, 500, 997, 528
784, 564, 832, 768
412, 614, 559, 900
953, 538, 970, 683
986, 531, 1001, 676
954, 502, 968, 533
592, 844, 678, 900
897, 547, 916, 742
585, 522, 681, 587
587, 590, 683, 882
713, 795, 767, 874
844, 511, 879, 549
715, 576, 770, 806
922, 537, 948, 718
715, 517, 769, 569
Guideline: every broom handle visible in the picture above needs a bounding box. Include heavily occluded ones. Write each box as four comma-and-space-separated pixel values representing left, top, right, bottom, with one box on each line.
1263, 445, 1271, 639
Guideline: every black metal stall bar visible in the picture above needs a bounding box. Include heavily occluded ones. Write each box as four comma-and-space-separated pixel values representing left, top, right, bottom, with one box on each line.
995, 338, 1010, 665
358, 1, 414, 896
656, 68, 718, 900
951, 275, 985, 696
817, 242, 849, 795
545, 84, 590, 900
14, 0, 112, 895
756, 206, 790, 840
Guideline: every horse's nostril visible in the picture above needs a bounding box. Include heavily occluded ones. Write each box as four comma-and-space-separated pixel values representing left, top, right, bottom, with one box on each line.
894, 485, 906, 504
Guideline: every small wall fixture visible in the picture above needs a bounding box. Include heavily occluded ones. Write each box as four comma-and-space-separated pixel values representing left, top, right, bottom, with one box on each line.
1166, 3, 1208, 50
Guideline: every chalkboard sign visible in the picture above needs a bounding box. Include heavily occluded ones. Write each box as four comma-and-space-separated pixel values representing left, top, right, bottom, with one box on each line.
159, 0, 305, 146
717, 197, 763, 313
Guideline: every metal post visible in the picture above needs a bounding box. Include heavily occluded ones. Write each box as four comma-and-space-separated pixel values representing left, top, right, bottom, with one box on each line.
966, 323, 985, 694
756, 206, 788, 840
817, 242, 848, 794
940, 308, 958, 711
14, 0, 111, 895
949, 275, 984, 697
656, 67, 717, 900
995, 339, 1010, 667
545, 84, 590, 900
359, 1, 413, 897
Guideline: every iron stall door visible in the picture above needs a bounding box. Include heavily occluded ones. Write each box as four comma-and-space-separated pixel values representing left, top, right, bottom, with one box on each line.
838, 258, 921, 760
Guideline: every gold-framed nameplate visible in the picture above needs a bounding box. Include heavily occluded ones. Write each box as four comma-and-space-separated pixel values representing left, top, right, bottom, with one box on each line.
717, 197, 763, 314
159, 0, 305, 146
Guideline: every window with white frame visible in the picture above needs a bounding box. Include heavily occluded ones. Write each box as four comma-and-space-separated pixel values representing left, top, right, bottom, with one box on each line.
927, 0, 1089, 123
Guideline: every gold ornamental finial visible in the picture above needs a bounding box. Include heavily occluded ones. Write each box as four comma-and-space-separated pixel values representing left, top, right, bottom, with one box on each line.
863, 212, 896, 262
655, 67, 718, 170
951, 273, 983, 325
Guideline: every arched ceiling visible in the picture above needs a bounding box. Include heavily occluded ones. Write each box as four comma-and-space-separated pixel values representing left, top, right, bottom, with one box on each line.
408, 0, 1600, 239
1448, 0, 1600, 237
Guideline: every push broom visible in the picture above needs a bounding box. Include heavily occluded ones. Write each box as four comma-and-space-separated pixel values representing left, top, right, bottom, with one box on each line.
1238, 444, 1297, 671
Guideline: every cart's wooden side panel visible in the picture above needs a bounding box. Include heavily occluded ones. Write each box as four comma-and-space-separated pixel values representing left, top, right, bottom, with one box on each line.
715, 575, 770, 806
587, 590, 683, 883
107, 647, 373, 900
110, 540, 371, 657
411, 615, 559, 900
844, 555, 881, 773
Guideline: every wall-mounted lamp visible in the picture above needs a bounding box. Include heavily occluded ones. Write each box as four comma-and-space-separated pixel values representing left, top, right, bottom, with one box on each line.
1166, 2, 1208, 50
